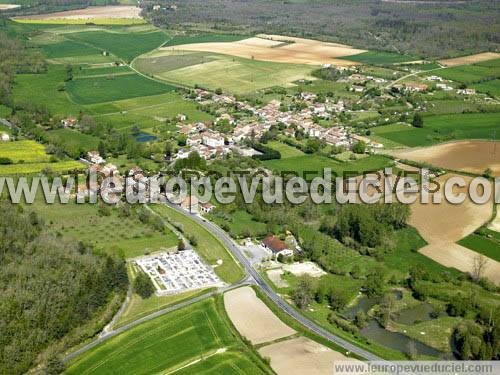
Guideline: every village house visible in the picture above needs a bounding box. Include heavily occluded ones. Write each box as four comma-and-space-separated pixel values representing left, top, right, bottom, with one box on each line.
261, 235, 294, 258
404, 83, 428, 93
202, 131, 225, 148
200, 202, 216, 214
87, 151, 105, 165
176, 113, 187, 121
457, 88, 476, 95
0, 133, 9, 142
61, 117, 78, 128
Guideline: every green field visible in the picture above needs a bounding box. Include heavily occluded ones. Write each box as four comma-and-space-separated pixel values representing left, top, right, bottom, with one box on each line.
263, 154, 392, 179
436, 62, 499, 84
136, 50, 315, 94
65, 27, 168, 62
41, 39, 106, 59
266, 140, 305, 158
0, 160, 84, 175
32, 201, 178, 258
371, 113, 500, 147
342, 51, 418, 65
209, 209, 268, 239
133, 51, 218, 74
87, 92, 213, 130
66, 297, 270, 374
163, 34, 248, 47
472, 79, 500, 97
12, 65, 82, 116
66, 74, 175, 104
152, 205, 244, 284
458, 233, 500, 262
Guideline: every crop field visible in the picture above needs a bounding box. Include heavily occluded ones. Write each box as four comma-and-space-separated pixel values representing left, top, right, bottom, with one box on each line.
152, 205, 244, 284
136, 50, 316, 94
66, 73, 175, 104
163, 33, 248, 47
263, 154, 392, 180
371, 113, 500, 147
32, 200, 178, 258
40, 39, 107, 60
133, 51, 219, 74
340, 51, 418, 65
393, 140, 500, 176
67, 297, 269, 374
45, 129, 100, 153
161, 34, 365, 66
0, 140, 50, 163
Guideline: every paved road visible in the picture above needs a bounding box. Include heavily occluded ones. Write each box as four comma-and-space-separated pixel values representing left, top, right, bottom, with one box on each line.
163, 202, 383, 361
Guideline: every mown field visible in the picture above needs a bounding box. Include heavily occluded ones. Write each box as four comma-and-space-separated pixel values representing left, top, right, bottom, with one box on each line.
263, 154, 392, 180
136, 51, 315, 94
66, 297, 270, 374
152, 205, 244, 284
458, 230, 500, 262
435, 59, 500, 84
45, 129, 100, 153
371, 112, 500, 147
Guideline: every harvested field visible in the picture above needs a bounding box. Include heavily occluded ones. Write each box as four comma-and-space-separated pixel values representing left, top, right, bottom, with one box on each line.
223, 286, 296, 344
15, 6, 141, 20
393, 141, 500, 177
409, 174, 500, 284
259, 337, 353, 375
439, 52, 500, 67
160, 34, 366, 66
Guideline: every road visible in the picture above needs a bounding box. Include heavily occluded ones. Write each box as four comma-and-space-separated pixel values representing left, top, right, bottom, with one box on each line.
163, 201, 383, 361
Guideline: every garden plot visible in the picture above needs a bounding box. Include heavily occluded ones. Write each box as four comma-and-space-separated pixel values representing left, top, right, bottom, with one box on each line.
136, 249, 224, 295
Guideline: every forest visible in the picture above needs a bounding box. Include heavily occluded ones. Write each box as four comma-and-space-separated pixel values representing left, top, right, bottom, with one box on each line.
0, 201, 128, 374
141, 0, 500, 59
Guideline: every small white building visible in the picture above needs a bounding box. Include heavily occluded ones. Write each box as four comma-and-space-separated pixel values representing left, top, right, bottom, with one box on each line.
87, 151, 105, 165
0, 133, 9, 142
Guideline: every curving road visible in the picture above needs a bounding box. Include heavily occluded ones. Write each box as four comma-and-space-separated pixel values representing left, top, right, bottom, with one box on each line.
163, 201, 383, 361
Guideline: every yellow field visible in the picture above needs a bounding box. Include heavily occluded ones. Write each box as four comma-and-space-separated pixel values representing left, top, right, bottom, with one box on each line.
161, 34, 366, 66
439, 52, 500, 67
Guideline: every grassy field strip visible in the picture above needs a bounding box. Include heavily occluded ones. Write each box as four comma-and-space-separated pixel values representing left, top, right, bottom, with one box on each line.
151, 204, 245, 284
162, 348, 227, 375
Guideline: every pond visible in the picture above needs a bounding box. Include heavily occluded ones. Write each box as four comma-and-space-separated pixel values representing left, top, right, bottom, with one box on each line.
361, 320, 445, 358
132, 132, 157, 143
342, 290, 403, 320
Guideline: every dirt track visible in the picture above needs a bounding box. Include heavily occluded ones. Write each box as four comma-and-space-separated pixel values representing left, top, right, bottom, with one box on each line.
223, 286, 296, 344
161, 34, 366, 66
15, 6, 141, 20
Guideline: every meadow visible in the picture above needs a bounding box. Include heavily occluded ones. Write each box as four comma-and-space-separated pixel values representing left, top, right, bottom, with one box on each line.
371, 112, 500, 147
340, 51, 418, 65
152, 205, 244, 284
472, 79, 500, 98
263, 154, 392, 180
435, 61, 500, 84
458, 232, 500, 262
66, 297, 270, 374
136, 51, 315, 94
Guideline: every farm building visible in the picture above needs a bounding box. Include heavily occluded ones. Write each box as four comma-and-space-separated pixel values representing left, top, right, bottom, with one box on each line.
261, 235, 294, 257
